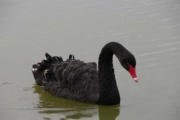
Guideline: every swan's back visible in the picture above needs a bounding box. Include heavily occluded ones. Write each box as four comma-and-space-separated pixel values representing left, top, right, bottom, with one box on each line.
33, 55, 99, 103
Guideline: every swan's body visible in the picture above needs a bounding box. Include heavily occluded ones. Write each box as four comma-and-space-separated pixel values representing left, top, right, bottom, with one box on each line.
32, 42, 138, 105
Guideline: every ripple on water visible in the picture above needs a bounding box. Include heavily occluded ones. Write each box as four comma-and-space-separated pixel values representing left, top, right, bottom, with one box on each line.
0, 82, 10, 87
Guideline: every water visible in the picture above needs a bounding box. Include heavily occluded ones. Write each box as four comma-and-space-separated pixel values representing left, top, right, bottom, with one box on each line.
0, 0, 180, 120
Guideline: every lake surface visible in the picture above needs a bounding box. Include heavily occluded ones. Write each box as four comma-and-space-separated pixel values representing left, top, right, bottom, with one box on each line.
0, 0, 180, 120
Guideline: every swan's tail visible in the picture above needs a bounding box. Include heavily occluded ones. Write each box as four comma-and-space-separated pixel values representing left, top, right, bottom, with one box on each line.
32, 53, 63, 85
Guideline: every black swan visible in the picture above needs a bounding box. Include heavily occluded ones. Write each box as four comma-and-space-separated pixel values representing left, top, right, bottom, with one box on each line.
32, 42, 138, 105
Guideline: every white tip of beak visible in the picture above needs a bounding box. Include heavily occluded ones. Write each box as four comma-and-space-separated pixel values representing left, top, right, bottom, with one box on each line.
133, 77, 139, 83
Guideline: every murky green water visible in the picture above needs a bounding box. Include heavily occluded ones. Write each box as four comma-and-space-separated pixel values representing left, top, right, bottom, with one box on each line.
0, 0, 180, 120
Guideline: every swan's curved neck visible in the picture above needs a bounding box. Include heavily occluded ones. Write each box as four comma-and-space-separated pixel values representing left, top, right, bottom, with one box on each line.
97, 42, 129, 105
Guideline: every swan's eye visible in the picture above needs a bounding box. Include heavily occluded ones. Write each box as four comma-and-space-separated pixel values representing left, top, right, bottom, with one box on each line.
129, 56, 136, 67
121, 59, 129, 71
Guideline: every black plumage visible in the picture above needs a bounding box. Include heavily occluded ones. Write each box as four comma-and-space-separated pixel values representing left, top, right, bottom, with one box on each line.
32, 42, 137, 105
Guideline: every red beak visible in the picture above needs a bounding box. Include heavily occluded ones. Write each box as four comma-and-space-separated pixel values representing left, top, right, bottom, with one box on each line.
128, 65, 139, 83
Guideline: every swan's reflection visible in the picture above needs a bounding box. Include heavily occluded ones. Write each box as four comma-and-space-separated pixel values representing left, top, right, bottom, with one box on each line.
34, 85, 120, 120
99, 105, 120, 120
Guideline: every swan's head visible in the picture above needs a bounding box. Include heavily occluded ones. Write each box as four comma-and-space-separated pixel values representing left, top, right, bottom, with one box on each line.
121, 55, 138, 83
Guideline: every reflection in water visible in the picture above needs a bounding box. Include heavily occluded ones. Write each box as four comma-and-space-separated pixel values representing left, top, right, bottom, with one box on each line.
99, 105, 120, 120
34, 85, 120, 120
